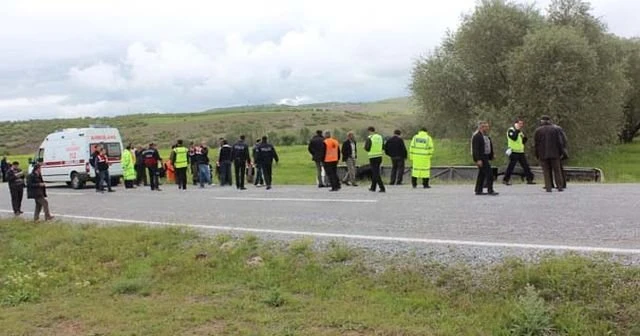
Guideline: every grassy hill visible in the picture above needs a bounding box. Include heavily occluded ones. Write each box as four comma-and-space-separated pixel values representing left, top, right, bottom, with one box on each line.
0, 97, 416, 155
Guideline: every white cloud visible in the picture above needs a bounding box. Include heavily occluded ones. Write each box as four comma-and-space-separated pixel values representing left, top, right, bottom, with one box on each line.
69, 63, 127, 91
277, 96, 313, 106
0, 0, 638, 121
0, 95, 68, 109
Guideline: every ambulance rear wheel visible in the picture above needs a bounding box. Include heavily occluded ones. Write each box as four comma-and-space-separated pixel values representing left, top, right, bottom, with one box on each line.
70, 173, 84, 189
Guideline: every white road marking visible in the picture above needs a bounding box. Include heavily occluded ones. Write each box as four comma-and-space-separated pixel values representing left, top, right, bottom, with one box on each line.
214, 197, 378, 203
48, 192, 85, 196
1, 210, 639, 255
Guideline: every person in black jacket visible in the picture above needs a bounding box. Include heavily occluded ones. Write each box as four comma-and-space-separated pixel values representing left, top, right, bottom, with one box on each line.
256, 136, 279, 190
1, 156, 8, 182
341, 131, 358, 186
471, 121, 498, 196
27, 164, 54, 222
385, 129, 408, 185
308, 130, 328, 187
135, 145, 148, 187
142, 143, 163, 191
6, 161, 25, 216
534, 116, 566, 192
218, 140, 233, 186
232, 135, 251, 190
253, 139, 264, 187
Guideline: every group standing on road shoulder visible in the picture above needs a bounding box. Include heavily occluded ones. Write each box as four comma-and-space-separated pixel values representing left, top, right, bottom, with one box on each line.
2, 117, 572, 222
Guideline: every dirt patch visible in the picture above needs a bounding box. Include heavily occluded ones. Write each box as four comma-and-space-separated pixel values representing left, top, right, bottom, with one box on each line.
187, 320, 227, 335
40, 320, 86, 336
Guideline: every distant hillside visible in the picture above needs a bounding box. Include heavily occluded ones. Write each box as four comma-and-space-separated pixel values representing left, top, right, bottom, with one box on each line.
0, 97, 417, 154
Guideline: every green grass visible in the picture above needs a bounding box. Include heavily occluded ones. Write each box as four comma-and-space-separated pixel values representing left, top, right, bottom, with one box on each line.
0, 219, 638, 335
570, 140, 640, 182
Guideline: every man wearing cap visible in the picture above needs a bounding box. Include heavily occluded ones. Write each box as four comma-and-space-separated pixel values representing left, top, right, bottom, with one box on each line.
6, 161, 25, 216
27, 164, 54, 222
534, 115, 565, 192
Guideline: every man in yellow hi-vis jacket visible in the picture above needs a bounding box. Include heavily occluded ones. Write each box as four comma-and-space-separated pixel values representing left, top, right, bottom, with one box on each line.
409, 127, 434, 189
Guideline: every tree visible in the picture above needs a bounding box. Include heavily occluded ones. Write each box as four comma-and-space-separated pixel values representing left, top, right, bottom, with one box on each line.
410, 45, 474, 138
411, 0, 543, 138
619, 38, 640, 142
411, 0, 633, 156
506, 25, 625, 152
454, 0, 544, 110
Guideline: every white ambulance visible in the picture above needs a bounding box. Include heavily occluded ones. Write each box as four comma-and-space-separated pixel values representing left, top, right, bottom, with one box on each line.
29, 125, 124, 189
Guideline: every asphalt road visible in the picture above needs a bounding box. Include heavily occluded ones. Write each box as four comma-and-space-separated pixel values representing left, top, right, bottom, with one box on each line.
2, 183, 639, 259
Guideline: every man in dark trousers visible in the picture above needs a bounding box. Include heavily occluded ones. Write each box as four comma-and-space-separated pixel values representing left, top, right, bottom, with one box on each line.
385, 129, 408, 185
218, 139, 233, 186
171, 139, 189, 190
472, 121, 498, 196
364, 126, 386, 193
503, 118, 535, 185
256, 136, 279, 190
232, 135, 251, 190
27, 164, 54, 222
1, 156, 8, 182
553, 124, 569, 189
195, 141, 212, 188
135, 145, 148, 186
142, 143, 163, 191
95, 148, 115, 193
6, 161, 25, 216
321, 130, 341, 191
253, 138, 264, 187
308, 130, 328, 188
90, 145, 102, 191
534, 115, 565, 192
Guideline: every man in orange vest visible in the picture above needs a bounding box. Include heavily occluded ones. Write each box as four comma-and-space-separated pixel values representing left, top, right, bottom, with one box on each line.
322, 130, 341, 191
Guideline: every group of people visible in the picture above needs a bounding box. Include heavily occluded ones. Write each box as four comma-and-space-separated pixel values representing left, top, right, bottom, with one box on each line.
2, 116, 569, 222
114, 135, 280, 192
472, 115, 569, 195
308, 126, 435, 192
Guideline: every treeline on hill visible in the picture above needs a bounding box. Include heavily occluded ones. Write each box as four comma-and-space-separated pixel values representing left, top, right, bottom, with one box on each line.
411, 0, 640, 158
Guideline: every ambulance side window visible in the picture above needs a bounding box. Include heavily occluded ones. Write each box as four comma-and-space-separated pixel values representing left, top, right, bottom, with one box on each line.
105, 143, 122, 158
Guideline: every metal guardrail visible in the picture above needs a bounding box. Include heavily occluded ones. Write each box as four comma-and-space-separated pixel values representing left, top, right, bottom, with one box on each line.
337, 165, 603, 183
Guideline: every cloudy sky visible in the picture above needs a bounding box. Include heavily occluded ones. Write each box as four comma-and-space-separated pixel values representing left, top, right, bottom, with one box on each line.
0, 0, 638, 121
